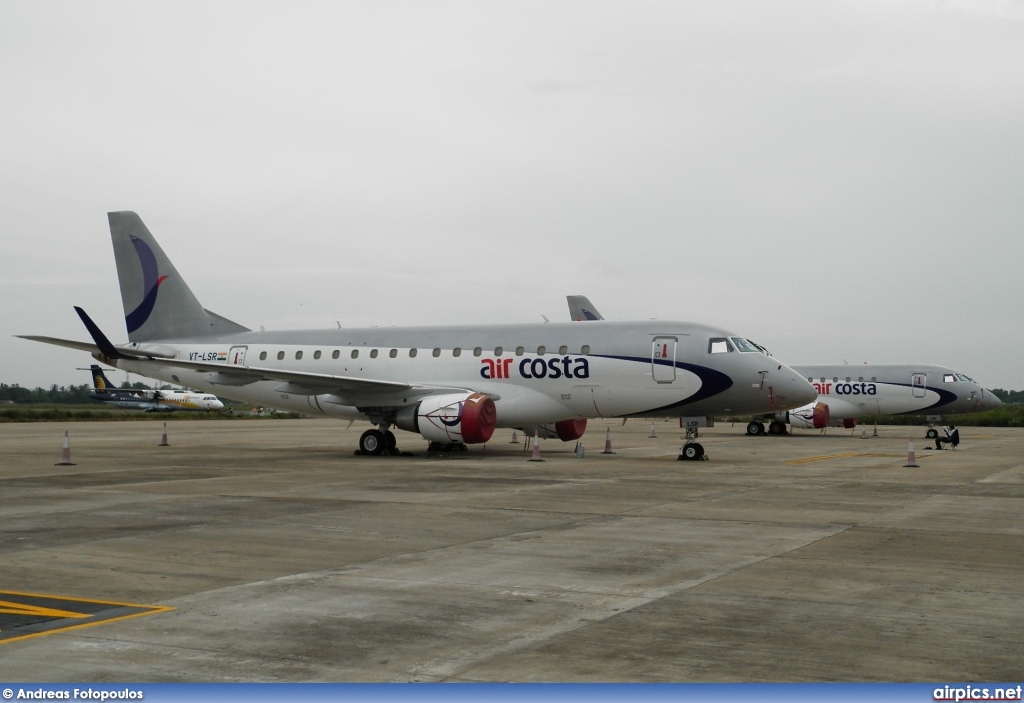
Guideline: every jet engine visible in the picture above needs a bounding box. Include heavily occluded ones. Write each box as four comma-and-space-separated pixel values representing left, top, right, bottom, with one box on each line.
788, 402, 831, 429
394, 392, 496, 444
843, 418, 857, 429
518, 418, 587, 441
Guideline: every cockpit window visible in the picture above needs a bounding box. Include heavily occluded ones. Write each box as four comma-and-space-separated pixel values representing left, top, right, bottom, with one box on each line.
708, 338, 733, 354
730, 337, 762, 353
944, 374, 956, 383
956, 373, 973, 382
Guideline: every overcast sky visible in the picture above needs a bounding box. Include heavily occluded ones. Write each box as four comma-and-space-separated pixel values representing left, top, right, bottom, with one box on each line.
2, 0, 1022, 391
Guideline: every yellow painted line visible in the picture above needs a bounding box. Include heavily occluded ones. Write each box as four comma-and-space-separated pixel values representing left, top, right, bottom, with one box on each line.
0, 588, 166, 608
786, 452, 864, 464
0, 599, 90, 619
787, 451, 938, 464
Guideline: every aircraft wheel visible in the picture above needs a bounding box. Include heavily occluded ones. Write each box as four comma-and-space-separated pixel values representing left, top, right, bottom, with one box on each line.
359, 429, 386, 456
384, 431, 397, 452
925, 428, 938, 439
768, 420, 787, 435
682, 443, 704, 461
746, 421, 764, 436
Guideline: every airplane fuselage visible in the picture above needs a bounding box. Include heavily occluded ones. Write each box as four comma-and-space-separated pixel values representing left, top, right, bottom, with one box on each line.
113, 320, 815, 426
89, 389, 223, 412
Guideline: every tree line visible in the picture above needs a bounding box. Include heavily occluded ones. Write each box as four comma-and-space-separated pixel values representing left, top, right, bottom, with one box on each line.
0, 381, 155, 405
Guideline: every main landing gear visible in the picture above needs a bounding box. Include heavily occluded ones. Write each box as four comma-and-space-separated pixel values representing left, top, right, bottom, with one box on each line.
357, 427, 399, 456
746, 420, 787, 435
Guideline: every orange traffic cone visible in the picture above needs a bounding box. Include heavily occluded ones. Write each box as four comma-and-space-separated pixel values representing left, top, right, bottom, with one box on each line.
903, 441, 919, 468
56, 430, 76, 466
159, 422, 170, 446
601, 427, 615, 454
528, 430, 544, 462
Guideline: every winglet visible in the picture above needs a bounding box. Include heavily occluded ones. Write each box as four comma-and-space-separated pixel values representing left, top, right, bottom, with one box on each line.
74, 306, 126, 360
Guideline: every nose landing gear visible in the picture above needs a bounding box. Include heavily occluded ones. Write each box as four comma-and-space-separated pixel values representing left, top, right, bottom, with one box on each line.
677, 427, 707, 461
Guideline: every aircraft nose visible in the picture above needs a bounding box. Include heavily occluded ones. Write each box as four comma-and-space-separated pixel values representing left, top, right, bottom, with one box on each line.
979, 388, 1002, 411
772, 364, 818, 410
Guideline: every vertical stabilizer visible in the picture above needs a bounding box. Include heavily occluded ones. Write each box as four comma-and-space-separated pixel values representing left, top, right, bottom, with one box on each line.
567, 295, 605, 321
89, 364, 115, 392
108, 212, 249, 342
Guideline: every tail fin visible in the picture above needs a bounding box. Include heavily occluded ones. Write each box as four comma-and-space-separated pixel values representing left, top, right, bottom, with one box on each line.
108, 212, 250, 342
566, 295, 605, 321
89, 364, 115, 392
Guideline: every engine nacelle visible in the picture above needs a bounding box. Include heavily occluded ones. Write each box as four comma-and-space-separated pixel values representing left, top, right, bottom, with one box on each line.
788, 402, 831, 429
843, 418, 858, 429
518, 418, 587, 442
395, 392, 496, 444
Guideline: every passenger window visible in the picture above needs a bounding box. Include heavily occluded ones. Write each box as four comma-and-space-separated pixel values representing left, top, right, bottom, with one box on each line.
871, 377, 877, 382
409, 349, 417, 358
389, 349, 397, 358
332, 350, 340, 359
473, 347, 482, 357
516, 346, 524, 356
370, 349, 378, 358
453, 348, 461, 357
351, 350, 358, 359
313, 350, 321, 360
832, 377, 838, 382
259, 351, 267, 361
807, 377, 813, 382
537, 346, 546, 355
708, 338, 732, 354
581, 345, 590, 355
820, 377, 826, 383
277, 351, 285, 360
295, 351, 303, 360
559, 345, 568, 355
858, 377, 864, 382
495, 347, 503, 356
432, 348, 441, 357
845, 377, 850, 382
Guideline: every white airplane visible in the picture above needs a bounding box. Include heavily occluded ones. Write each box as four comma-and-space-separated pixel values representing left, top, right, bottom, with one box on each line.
85, 364, 224, 412
567, 296, 1002, 438
18, 212, 817, 460
750, 364, 1001, 437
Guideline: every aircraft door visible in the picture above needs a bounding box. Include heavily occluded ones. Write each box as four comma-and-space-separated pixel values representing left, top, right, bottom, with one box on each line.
228, 346, 248, 366
651, 337, 677, 384
912, 373, 926, 398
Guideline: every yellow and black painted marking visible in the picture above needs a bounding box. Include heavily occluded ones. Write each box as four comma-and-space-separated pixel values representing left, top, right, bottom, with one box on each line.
0, 590, 172, 644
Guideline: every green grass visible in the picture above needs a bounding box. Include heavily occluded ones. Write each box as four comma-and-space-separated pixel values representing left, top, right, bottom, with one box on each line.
0, 404, 301, 422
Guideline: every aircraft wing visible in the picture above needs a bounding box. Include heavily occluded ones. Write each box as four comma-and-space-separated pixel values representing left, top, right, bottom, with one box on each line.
16, 335, 177, 358
16, 335, 100, 355
126, 356, 473, 400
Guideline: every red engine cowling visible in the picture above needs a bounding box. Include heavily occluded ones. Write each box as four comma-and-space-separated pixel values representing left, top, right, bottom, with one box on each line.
843, 418, 858, 429
555, 418, 587, 441
395, 392, 496, 444
788, 402, 831, 429
519, 418, 588, 441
